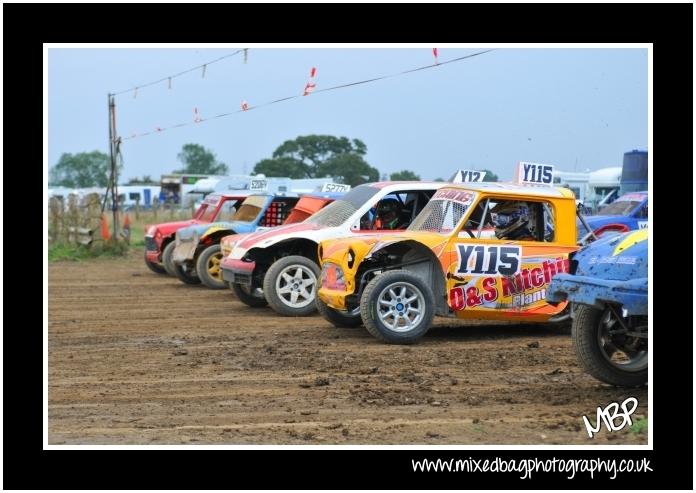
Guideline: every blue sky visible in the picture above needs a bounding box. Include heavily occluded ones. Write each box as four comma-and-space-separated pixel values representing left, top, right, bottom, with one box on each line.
48, 47, 647, 182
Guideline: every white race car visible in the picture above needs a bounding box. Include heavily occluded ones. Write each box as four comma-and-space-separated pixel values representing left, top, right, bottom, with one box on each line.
220, 181, 449, 316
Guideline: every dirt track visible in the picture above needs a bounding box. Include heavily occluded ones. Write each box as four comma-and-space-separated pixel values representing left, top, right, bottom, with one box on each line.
48, 250, 648, 444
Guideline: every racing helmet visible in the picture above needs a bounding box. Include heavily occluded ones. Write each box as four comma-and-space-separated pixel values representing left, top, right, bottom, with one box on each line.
490, 201, 532, 240
374, 198, 401, 229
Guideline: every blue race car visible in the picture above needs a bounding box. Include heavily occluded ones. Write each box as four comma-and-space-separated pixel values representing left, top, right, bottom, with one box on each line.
577, 191, 648, 241
170, 192, 343, 286
547, 229, 648, 387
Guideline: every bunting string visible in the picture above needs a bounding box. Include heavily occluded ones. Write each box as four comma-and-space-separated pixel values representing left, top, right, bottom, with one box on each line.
121, 49, 496, 141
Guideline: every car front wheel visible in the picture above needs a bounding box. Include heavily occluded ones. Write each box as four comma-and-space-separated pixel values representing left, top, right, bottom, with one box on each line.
196, 244, 226, 289
572, 304, 648, 387
263, 255, 320, 316
360, 270, 435, 344
161, 241, 177, 276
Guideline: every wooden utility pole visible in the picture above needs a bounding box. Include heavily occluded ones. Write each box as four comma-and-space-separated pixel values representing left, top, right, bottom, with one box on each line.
108, 94, 120, 240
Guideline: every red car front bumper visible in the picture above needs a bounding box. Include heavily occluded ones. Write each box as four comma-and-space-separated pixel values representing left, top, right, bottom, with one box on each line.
221, 257, 256, 286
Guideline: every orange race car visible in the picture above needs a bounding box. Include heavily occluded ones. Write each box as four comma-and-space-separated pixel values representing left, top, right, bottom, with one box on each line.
317, 170, 581, 344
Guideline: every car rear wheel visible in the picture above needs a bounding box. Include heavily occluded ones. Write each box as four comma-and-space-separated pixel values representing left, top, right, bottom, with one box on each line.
263, 255, 320, 316
231, 283, 268, 307
316, 297, 362, 328
360, 270, 434, 344
196, 244, 226, 289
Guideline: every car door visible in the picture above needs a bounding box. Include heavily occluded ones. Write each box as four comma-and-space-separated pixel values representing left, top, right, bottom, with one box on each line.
444, 195, 576, 321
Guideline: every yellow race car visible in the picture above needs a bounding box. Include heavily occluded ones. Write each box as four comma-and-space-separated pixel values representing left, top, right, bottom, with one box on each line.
317, 182, 580, 343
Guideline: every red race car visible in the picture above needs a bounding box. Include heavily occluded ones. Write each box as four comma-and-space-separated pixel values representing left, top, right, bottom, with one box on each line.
143, 192, 249, 275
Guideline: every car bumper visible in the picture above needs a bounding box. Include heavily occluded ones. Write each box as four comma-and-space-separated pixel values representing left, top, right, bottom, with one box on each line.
547, 274, 648, 316
145, 250, 160, 263
221, 258, 256, 286
317, 287, 350, 310
172, 241, 198, 264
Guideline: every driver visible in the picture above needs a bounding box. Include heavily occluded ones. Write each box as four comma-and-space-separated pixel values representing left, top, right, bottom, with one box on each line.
373, 198, 403, 230
490, 201, 535, 240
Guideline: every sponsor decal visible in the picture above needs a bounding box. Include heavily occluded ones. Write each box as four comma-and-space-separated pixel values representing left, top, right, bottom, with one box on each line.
588, 256, 638, 265
433, 189, 476, 205
449, 255, 570, 311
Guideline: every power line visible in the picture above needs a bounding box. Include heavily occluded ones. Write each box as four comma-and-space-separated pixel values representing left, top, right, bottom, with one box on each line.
121, 48, 496, 141
110, 48, 247, 97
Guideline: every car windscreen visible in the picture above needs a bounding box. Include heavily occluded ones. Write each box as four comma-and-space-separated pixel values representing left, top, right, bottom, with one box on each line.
305, 185, 380, 227
197, 204, 219, 222
193, 203, 211, 220
598, 200, 641, 216
408, 191, 476, 233
232, 195, 268, 222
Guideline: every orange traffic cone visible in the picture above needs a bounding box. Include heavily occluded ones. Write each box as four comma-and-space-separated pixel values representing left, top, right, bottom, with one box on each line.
122, 213, 131, 242
100, 214, 111, 241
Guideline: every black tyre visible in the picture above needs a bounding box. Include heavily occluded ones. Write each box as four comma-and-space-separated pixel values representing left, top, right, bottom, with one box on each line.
196, 244, 226, 289
231, 282, 268, 307
316, 297, 362, 328
263, 255, 320, 316
162, 241, 177, 276
173, 260, 201, 285
144, 251, 166, 274
360, 270, 435, 344
572, 304, 648, 387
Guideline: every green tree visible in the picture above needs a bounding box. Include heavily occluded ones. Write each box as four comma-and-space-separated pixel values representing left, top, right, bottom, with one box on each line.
49, 151, 116, 188
390, 170, 421, 181
254, 157, 309, 179
175, 143, 228, 175
434, 177, 445, 182
480, 169, 499, 182
317, 154, 380, 187
253, 135, 379, 186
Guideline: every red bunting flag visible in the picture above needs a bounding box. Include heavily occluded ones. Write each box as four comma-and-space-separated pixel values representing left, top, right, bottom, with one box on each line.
433, 48, 439, 64
241, 100, 249, 111
303, 67, 317, 96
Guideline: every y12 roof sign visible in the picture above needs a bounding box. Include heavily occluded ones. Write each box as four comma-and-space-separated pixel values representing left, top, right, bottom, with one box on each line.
450, 169, 487, 183
515, 162, 554, 186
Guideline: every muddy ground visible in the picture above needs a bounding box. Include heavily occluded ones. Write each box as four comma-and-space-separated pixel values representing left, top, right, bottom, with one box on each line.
48, 250, 648, 445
